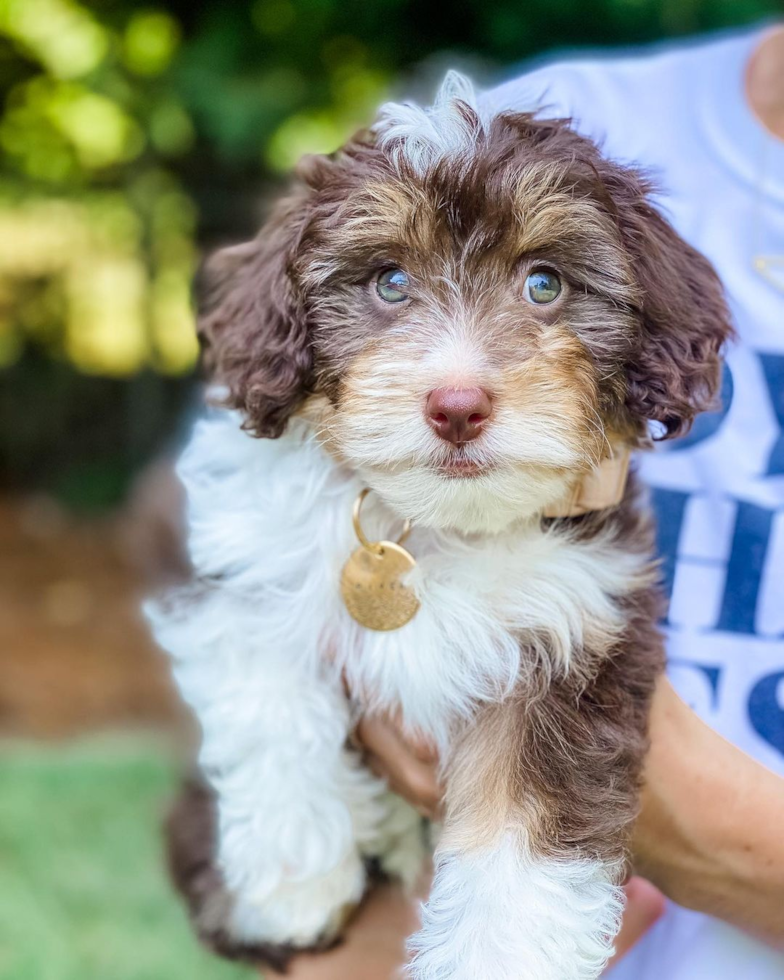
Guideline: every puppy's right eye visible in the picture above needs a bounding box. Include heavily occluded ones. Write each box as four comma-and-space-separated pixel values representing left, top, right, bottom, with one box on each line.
523, 269, 562, 305
376, 268, 410, 303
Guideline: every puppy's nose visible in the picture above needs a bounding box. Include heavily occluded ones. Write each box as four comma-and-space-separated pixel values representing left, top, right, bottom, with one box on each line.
426, 387, 492, 445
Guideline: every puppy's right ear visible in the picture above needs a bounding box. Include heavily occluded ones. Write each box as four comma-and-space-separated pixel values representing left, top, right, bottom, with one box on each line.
198, 187, 314, 438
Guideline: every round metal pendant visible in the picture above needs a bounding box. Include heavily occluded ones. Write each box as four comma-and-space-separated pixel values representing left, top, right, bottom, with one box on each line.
341, 540, 420, 631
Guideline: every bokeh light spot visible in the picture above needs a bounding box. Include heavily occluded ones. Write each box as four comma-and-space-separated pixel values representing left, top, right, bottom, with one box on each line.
0, 0, 108, 79
123, 10, 180, 76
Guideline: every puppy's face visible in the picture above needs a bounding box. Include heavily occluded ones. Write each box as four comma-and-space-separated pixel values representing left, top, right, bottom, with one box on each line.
201, 78, 731, 533
301, 161, 633, 532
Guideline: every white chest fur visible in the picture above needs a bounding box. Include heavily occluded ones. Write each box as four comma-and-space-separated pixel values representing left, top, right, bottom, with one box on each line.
177, 411, 649, 747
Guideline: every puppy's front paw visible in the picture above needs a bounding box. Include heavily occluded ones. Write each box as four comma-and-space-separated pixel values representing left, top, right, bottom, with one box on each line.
166, 778, 366, 969
407, 843, 623, 980
228, 848, 366, 949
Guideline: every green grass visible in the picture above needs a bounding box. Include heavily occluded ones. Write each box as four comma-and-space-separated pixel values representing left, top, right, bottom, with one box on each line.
0, 737, 254, 980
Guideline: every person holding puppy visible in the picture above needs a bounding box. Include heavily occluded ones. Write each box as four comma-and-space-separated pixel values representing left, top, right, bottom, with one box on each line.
275, 22, 784, 980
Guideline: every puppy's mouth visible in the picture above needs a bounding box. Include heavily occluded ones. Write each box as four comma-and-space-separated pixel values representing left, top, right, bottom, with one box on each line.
435, 450, 492, 479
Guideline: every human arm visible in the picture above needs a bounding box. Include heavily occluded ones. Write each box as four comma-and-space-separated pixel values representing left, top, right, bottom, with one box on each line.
632, 677, 784, 946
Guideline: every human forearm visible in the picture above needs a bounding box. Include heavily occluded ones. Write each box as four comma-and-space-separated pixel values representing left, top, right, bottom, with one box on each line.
633, 678, 784, 944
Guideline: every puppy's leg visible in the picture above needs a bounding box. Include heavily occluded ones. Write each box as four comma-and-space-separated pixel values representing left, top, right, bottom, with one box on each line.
166, 776, 309, 970
408, 649, 658, 980
152, 590, 390, 966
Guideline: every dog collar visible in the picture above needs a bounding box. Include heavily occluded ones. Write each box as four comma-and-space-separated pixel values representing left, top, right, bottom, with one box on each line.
542, 446, 632, 519
340, 448, 631, 631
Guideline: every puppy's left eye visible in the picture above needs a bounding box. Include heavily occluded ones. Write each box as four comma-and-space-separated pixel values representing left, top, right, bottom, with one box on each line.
376, 268, 410, 303
523, 269, 562, 305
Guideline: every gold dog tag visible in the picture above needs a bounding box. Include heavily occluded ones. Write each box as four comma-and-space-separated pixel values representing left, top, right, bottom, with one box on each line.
340, 489, 419, 631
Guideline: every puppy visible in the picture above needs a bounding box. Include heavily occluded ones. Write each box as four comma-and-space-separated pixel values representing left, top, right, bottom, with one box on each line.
149, 73, 732, 980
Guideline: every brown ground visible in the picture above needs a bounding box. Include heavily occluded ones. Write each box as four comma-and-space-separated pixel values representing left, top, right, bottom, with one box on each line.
0, 483, 189, 739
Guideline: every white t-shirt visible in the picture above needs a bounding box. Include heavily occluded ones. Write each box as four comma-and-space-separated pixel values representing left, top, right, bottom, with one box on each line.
486, 25, 784, 980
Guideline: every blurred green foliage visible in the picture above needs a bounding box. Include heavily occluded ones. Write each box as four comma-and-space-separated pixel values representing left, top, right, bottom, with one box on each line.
0, 0, 779, 502
0, 737, 252, 980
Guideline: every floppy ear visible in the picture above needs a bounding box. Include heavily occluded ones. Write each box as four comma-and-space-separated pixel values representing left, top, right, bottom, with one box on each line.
616, 188, 734, 440
198, 188, 314, 438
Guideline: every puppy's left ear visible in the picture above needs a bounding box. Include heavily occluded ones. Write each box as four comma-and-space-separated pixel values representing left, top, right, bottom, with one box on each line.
198, 186, 315, 438
617, 190, 734, 439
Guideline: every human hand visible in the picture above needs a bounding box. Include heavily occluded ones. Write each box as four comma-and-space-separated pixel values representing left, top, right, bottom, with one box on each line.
354, 711, 443, 819
607, 876, 666, 967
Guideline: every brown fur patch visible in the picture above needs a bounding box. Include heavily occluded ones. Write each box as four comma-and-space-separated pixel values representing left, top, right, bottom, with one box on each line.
443, 474, 664, 870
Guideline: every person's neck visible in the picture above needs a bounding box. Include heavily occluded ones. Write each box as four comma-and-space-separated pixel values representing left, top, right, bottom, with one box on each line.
745, 25, 784, 140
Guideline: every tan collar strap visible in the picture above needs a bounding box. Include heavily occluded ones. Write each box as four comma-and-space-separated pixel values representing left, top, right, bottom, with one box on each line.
542, 446, 632, 519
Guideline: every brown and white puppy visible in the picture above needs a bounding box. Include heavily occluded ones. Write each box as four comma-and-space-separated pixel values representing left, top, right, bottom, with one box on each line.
152, 73, 732, 980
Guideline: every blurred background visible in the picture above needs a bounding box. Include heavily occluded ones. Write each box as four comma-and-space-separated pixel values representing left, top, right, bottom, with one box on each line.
0, 1, 780, 977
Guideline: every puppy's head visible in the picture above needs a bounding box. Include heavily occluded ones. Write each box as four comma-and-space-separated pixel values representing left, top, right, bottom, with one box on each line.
201, 73, 732, 533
